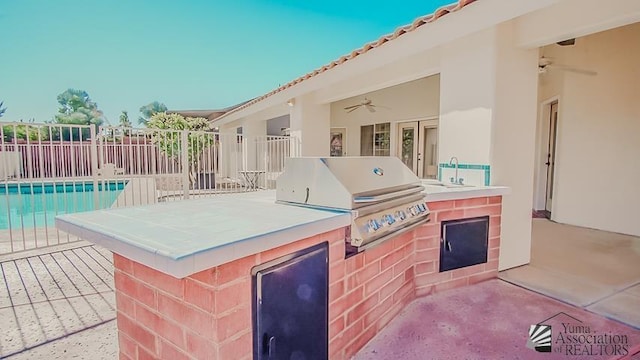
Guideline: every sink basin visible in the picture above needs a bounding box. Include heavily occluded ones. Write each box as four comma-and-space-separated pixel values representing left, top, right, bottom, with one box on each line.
423, 182, 477, 194
422, 181, 474, 188
443, 183, 475, 188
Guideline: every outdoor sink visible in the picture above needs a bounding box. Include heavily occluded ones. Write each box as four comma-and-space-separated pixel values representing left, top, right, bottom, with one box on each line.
443, 183, 475, 188
423, 181, 475, 188
423, 181, 477, 194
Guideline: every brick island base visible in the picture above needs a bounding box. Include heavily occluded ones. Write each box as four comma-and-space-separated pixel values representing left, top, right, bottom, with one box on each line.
114, 196, 502, 360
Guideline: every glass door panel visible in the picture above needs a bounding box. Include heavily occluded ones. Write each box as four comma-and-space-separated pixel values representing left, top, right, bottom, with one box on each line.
398, 120, 438, 178
397, 122, 418, 173
330, 128, 347, 157
420, 124, 438, 179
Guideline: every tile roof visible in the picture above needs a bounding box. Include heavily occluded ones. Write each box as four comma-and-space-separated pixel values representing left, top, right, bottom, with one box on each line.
168, 99, 255, 121
217, 0, 476, 121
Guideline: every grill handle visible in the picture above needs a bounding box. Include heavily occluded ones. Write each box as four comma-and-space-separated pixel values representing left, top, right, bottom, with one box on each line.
268, 335, 276, 359
353, 186, 425, 203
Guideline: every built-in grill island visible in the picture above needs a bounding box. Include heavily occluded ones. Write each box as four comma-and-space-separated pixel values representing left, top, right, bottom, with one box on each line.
276, 157, 430, 252
55, 153, 506, 360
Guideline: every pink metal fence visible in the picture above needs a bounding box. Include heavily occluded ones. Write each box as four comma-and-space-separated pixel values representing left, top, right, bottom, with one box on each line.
0, 123, 300, 254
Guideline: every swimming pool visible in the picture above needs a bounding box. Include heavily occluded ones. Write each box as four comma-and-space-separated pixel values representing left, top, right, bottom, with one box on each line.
0, 181, 126, 229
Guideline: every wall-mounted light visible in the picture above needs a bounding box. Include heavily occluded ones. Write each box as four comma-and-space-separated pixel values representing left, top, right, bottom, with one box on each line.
287, 99, 295, 107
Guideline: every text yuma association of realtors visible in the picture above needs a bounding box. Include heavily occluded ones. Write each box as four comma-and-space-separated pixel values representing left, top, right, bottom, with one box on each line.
556, 323, 629, 356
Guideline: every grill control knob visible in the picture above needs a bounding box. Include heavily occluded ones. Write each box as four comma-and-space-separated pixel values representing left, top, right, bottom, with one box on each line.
365, 222, 375, 233
396, 210, 406, 221
385, 214, 395, 225
418, 203, 427, 212
372, 219, 382, 231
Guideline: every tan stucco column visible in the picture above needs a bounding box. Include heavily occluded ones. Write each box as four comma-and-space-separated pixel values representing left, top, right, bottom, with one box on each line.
218, 124, 237, 178
438, 23, 539, 271
491, 21, 539, 271
289, 95, 331, 157
240, 120, 266, 171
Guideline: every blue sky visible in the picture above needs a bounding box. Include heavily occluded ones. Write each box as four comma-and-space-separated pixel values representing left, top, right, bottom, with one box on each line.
1, 0, 452, 125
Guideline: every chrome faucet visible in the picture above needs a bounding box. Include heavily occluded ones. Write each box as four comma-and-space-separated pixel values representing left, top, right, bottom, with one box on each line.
448, 157, 463, 185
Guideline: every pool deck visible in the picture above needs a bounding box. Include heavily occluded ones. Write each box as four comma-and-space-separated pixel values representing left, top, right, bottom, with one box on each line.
0, 243, 117, 359
3, 243, 639, 360
2, 219, 639, 359
0, 227, 83, 255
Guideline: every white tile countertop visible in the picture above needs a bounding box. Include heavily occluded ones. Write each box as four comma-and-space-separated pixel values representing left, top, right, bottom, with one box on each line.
55, 191, 351, 278
56, 184, 509, 279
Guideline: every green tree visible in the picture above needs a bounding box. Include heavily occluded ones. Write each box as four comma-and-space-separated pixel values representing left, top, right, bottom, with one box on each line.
0, 101, 6, 118
138, 101, 167, 126
119, 110, 132, 136
53, 89, 105, 140
147, 113, 213, 186
2, 120, 46, 142
119, 111, 131, 127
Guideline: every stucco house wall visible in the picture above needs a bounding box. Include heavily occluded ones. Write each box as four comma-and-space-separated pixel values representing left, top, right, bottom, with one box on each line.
536, 23, 640, 236
329, 76, 440, 157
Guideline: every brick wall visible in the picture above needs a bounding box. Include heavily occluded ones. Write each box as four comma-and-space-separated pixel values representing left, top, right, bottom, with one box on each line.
414, 196, 502, 296
113, 196, 501, 360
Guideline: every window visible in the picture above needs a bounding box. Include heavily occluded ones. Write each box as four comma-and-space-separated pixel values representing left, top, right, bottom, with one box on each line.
360, 123, 390, 156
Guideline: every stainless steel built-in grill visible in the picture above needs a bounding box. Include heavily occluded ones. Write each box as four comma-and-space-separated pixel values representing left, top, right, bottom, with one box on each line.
276, 157, 430, 249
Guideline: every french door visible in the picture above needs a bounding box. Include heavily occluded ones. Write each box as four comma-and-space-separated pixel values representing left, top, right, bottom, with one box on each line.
397, 119, 438, 179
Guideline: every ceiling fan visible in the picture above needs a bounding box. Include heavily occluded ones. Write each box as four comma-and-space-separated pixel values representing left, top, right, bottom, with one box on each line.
538, 56, 597, 76
344, 98, 378, 113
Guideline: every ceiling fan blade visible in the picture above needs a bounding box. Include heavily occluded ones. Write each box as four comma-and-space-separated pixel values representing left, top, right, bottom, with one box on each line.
347, 106, 360, 113
344, 104, 360, 110
366, 104, 376, 113
548, 64, 597, 76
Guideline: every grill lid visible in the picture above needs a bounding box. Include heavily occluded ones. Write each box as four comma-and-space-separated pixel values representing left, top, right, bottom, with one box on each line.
276, 157, 430, 249
276, 157, 423, 210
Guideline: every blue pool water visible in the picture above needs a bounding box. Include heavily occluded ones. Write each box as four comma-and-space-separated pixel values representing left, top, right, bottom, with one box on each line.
0, 181, 126, 230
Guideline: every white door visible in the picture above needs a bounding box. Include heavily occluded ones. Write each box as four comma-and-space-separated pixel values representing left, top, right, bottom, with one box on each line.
544, 102, 559, 215
397, 120, 438, 179
330, 128, 347, 157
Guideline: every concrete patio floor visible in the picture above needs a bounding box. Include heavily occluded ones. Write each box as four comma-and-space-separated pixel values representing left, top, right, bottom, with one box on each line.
0, 243, 117, 359
354, 279, 640, 360
500, 219, 640, 329
2, 220, 638, 359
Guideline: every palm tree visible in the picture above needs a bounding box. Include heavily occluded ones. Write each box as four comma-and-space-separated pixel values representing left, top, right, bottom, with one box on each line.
119, 111, 132, 127
119, 111, 132, 136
